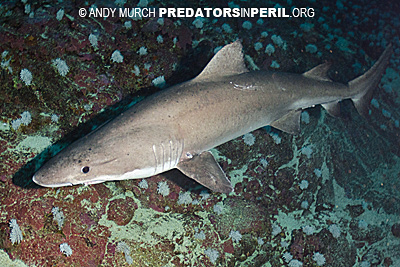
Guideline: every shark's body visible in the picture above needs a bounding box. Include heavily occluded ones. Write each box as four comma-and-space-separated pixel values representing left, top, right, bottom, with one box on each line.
33, 41, 392, 193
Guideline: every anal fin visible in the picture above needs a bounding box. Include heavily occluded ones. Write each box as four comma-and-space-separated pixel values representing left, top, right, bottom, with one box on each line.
177, 151, 233, 194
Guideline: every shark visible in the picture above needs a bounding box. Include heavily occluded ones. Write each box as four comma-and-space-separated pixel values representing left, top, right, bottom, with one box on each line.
33, 40, 392, 193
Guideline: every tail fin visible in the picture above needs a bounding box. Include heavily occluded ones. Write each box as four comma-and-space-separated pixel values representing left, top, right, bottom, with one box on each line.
349, 44, 393, 117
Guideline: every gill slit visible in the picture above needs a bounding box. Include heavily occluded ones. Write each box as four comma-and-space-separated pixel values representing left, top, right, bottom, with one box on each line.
169, 140, 173, 169
177, 139, 184, 166
161, 142, 165, 172
152, 144, 158, 174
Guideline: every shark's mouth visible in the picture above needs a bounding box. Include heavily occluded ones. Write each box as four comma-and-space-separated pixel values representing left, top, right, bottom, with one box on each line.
32, 175, 74, 187
82, 180, 106, 186
32, 175, 106, 187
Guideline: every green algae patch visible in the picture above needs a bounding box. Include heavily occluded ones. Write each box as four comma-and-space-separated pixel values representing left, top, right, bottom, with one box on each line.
0, 249, 29, 267
99, 207, 185, 246
15, 135, 52, 153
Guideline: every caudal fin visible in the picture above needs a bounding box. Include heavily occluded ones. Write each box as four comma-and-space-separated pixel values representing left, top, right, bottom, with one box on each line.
349, 44, 393, 117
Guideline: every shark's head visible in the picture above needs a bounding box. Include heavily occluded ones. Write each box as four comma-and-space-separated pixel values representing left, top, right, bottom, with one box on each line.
33, 123, 184, 188
32, 129, 163, 188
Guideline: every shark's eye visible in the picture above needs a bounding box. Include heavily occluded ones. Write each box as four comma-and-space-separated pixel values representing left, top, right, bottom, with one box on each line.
81, 166, 90, 173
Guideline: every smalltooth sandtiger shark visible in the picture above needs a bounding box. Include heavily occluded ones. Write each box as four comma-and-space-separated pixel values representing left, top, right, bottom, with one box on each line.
33, 41, 392, 193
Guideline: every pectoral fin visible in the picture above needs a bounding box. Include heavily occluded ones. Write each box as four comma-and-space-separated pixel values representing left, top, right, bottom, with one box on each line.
177, 151, 233, 194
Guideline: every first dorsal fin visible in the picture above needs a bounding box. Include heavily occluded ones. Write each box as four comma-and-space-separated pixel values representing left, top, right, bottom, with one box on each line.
302, 62, 332, 82
193, 40, 249, 82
